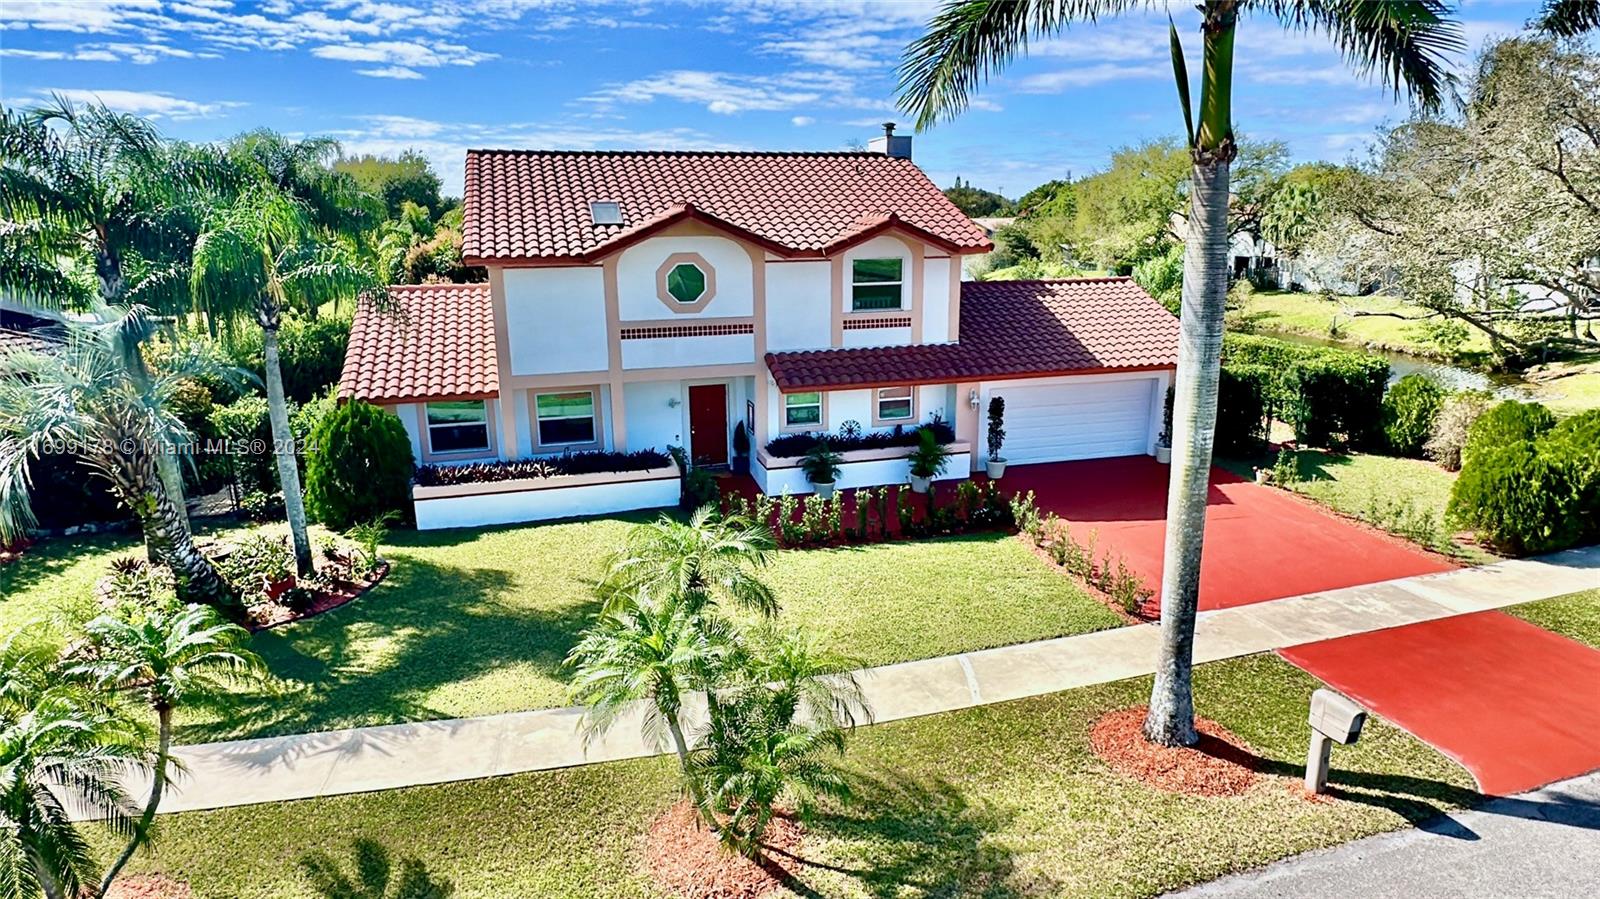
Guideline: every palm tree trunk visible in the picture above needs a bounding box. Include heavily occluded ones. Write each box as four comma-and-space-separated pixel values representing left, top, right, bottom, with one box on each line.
1146, 2, 1236, 748
665, 713, 712, 825
99, 705, 171, 895
262, 321, 314, 577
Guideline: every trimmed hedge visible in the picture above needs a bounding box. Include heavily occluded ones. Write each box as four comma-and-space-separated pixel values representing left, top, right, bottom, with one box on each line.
413, 449, 673, 487
1448, 404, 1599, 554
1382, 373, 1446, 457
305, 400, 414, 529
1223, 334, 1389, 449
764, 420, 956, 458
1216, 363, 1271, 454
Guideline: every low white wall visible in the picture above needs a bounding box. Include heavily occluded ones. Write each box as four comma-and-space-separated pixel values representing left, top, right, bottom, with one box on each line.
413, 474, 678, 530
754, 449, 972, 496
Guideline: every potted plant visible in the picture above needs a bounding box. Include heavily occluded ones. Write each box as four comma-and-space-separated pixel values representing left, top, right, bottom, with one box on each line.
1155, 386, 1174, 465
731, 421, 751, 475
985, 396, 1007, 479
907, 427, 950, 493
801, 440, 843, 499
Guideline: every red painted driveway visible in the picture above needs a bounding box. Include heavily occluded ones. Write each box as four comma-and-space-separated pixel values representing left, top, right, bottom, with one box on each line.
1281, 612, 1600, 795
1001, 457, 1456, 611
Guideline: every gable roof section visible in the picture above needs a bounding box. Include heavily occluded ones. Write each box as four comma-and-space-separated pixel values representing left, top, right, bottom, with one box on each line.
339, 283, 497, 404
462, 149, 993, 264
764, 277, 1179, 391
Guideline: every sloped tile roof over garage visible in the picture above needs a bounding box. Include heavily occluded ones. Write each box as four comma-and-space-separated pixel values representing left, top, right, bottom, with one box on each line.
338, 283, 498, 404
764, 278, 1179, 391
461, 149, 993, 263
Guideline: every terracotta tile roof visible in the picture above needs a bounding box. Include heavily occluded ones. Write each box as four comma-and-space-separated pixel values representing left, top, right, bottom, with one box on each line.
338, 283, 497, 404
0, 327, 62, 356
764, 277, 1179, 391
462, 150, 992, 263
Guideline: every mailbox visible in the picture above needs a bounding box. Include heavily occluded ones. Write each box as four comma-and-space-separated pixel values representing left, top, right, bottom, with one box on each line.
1309, 689, 1366, 745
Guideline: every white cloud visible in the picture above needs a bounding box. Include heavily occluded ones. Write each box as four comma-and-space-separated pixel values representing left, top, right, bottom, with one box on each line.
791, 115, 814, 126
357, 65, 425, 79
312, 39, 496, 68
588, 69, 832, 114
25, 87, 241, 120
1017, 63, 1165, 92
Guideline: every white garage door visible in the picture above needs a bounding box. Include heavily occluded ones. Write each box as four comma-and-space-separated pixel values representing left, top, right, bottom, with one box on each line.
991, 378, 1155, 464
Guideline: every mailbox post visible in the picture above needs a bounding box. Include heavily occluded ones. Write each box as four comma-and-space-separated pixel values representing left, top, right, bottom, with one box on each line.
1306, 689, 1367, 794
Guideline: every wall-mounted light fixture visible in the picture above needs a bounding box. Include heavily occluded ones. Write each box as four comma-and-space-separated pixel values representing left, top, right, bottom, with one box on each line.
667, 397, 682, 409
968, 388, 980, 410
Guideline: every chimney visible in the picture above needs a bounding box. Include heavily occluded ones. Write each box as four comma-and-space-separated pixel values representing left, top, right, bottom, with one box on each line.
867, 122, 912, 160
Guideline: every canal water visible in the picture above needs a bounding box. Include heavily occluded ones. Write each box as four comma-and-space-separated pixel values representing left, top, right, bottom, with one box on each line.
1259, 331, 1532, 398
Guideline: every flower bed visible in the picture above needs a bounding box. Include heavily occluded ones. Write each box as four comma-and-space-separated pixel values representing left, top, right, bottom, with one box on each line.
413, 449, 672, 486
724, 479, 1032, 549
763, 419, 955, 457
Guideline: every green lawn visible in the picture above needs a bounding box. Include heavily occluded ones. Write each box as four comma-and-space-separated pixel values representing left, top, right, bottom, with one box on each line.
1229, 291, 1493, 361
1218, 449, 1493, 564
115, 653, 1479, 898
1506, 589, 1600, 649
2, 517, 1121, 742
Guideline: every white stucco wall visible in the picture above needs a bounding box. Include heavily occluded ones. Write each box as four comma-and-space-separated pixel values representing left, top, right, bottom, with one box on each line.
765, 260, 831, 351
414, 477, 679, 530
617, 235, 753, 321
841, 326, 911, 348
623, 380, 684, 453
390, 403, 422, 464
498, 389, 531, 459
504, 267, 608, 375
922, 256, 952, 343
621, 334, 755, 369
755, 452, 973, 496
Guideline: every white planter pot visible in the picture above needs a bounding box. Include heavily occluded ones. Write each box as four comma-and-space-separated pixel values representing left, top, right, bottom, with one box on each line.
986, 459, 1008, 479
1155, 445, 1172, 465
908, 475, 932, 494
813, 481, 836, 500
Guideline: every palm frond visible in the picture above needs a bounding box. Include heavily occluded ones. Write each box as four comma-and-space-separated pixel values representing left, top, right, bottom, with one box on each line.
1260, 0, 1465, 111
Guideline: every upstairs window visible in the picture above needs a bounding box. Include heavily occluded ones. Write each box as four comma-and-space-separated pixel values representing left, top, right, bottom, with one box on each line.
666, 262, 707, 304
535, 391, 597, 446
426, 401, 491, 454
851, 258, 903, 311
784, 392, 822, 428
589, 201, 623, 225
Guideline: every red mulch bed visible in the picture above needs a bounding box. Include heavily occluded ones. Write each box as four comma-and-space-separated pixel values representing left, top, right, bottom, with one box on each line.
248, 560, 389, 630
1090, 706, 1261, 797
104, 875, 194, 899
643, 800, 806, 899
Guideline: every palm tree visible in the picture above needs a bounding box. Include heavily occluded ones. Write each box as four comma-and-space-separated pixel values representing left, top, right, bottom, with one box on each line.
190, 177, 382, 577
0, 309, 238, 610
566, 593, 738, 815
0, 99, 230, 533
900, 0, 1461, 746
72, 605, 264, 894
1535, 0, 1600, 34
598, 507, 779, 617
0, 632, 145, 899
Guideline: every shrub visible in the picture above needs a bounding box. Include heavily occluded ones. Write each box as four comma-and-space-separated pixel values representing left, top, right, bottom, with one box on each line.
908, 428, 952, 480
211, 395, 278, 494
800, 442, 843, 486
986, 396, 1006, 461
1461, 401, 1556, 470
238, 490, 284, 523
218, 532, 294, 604
682, 467, 720, 510
1425, 391, 1494, 471
345, 513, 395, 579
414, 449, 672, 486
1271, 447, 1302, 486
1448, 407, 1599, 554
1382, 374, 1446, 458
764, 419, 954, 457
225, 315, 353, 404
1223, 334, 1388, 449
305, 400, 414, 530
1216, 363, 1270, 454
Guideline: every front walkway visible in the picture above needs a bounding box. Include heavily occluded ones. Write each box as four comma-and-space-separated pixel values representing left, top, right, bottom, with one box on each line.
1169, 771, 1600, 899
136, 546, 1598, 815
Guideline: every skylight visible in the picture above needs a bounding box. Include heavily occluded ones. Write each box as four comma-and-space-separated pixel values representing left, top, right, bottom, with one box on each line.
590, 201, 623, 225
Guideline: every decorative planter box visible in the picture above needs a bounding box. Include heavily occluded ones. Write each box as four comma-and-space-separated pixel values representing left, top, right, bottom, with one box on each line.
753, 442, 973, 496
412, 461, 681, 530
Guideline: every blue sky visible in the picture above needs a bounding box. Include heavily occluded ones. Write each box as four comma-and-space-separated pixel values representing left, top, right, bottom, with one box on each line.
1, 1, 1546, 199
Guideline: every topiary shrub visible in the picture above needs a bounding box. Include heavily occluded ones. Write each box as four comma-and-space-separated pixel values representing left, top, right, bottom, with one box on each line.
1425, 391, 1494, 471
1461, 401, 1556, 470
1382, 374, 1446, 458
305, 400, 414, 530
1448, 404, 1598, 554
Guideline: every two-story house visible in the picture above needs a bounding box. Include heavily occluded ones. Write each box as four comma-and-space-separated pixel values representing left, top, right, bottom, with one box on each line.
339, 136, 1179, 527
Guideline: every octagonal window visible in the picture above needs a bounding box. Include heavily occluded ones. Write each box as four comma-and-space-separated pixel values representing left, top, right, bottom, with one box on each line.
666, 263, 707, 304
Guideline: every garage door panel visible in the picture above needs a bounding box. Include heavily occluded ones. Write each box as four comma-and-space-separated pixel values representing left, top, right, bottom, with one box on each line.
993, 378, 1154, 464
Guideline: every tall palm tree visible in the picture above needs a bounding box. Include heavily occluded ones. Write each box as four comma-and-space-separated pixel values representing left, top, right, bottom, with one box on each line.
190, 179, 381, 577
0, 98, 230, 534
566, 593, 738, 817
598, 507, 779, 617
0, 632, 145, 899
1535, 0, 1600, 34
71, 605, 264, 894
0, 309, 238, 610
900, 1, 1461, 745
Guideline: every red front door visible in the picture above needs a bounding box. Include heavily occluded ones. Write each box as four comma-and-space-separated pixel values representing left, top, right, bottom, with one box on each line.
688, 384, 729, 466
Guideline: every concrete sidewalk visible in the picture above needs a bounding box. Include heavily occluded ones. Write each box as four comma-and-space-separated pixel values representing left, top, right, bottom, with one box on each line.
1167, 771, 1600, 898
147, 546, 1598, 815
